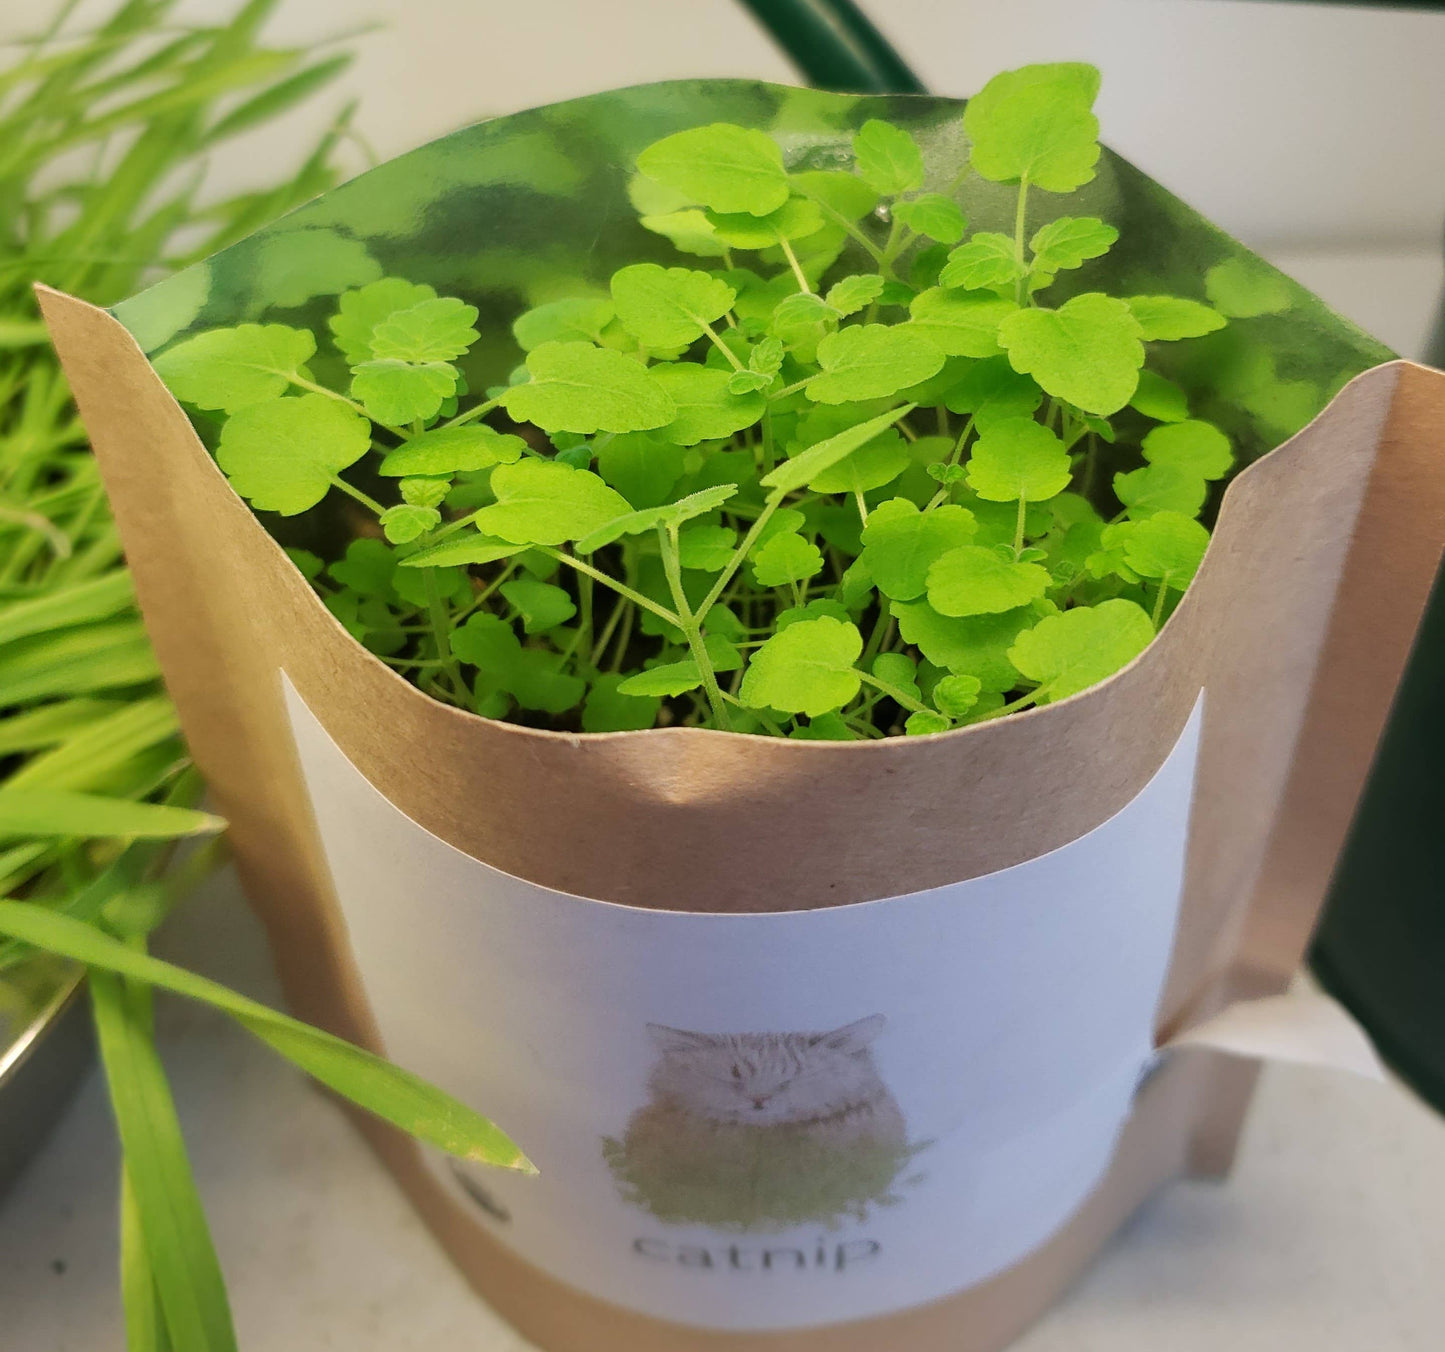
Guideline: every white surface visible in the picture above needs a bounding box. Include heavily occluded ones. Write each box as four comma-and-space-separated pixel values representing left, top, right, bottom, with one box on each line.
5, 0, 1445, 253
283, 681, 1200, 1328
0, 866, 1442, 1350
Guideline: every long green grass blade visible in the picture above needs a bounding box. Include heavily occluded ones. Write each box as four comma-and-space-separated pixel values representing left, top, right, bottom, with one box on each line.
0, 901, 533, 1172
0, 621, 160, 702
120, 1164, 172, 1352
8, 697, 180, 792
0, 569, 134, 644
0, 788, 223, 839
92, 968, 237, 1352
0, 697, 123, 754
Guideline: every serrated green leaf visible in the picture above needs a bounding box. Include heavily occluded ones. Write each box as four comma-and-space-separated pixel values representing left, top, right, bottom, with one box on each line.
859, 497, 977, 601
965, 416, 1072, 502
1203, 258, 1292, 318
1029, 216, 1117, 273
513, 297, 616, 351
740, 616, 862, 716
1141, 419, 1232, 479
595, 433, 686, 509
904, 709, 951, 735
610, 264, 736, 349
763, 404, 915, 495
216, 394, 371, 515
750, 531, 824, 588
893, 601, 1034, 692
1115, 511, 1210, 585
154, 324, 314, 413
939, 233, 1022, 291
575, 485, 738, 553
808, 429, 910, 495
400, 479, 451, 509
330, 279, 438, 364
378, 425, 526, 477
499, 341, 675, 434
639, 209, 728, 258
706, 198, 824, 249
379, 503, 440, 544
651, 363, 765, 445
853, 119, 925, 195
943, 355, 1044, 429
1113, 462, 1208, 519
825, 274, 886, 316
932, 673, 982, 717
398, 535, 522, 568
893, 194, 966, 244
351, 360, 457, 425
472, 460, 633, 545
1129, 369, 1190, 423
997, 293, 1144, 416
678, 523, 737, 571
769, 291, 837, 359
500, 578, 576, 633
964, 62, 1102, 192
636, 124, 789, 216
1008, 599, 1154, 701
367, 297, 479, 364
582, 674, 662, 731
926, 545, 1050, 616
616, 635, 743, 697
807, 324, 944, 403
907, 289, 1016, 358
1125, 295, 1226, 342
450, 613, 586, 714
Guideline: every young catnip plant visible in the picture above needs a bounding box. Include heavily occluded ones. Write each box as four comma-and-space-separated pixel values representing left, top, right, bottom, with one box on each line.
157, 63, 1232, 739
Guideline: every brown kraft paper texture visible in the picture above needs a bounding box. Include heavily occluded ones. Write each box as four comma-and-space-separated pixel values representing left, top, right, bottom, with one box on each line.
37, 281, 1445, 1350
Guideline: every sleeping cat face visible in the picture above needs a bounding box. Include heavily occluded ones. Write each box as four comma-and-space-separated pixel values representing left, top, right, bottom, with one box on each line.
645, 1016, 889, 1127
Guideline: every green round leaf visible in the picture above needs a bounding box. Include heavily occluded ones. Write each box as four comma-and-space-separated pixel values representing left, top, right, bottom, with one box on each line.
154, 323, 314, 413
1125, 295, 1226, 342
907, 289, 1016, 358
596, 433, 686, 508
499, 341, 675, 434
825, 274, 886, 317
963, 62, 1102, 192
893, 194, 967, 245
1113, 462, 1208, 519
998, 293, 1144, 416
891, 601, 1033, 692
513, 297, 615, 351
1141, 419, 1232, 479
378, 425, 525, 477
500, 578, 577, 633
1118, 511, 1210, 585
807, 429, 910, 495
1128, 369, 1190, 423
216, 394, 370, 515
750, 532, 825, 588
965, 416, 1072, 502
379, 503, 440, 544
329, 278, 437, 364
706, 199, 825, 249
926, 545, 1051, 616
651, 363, 765, 445
582, 674, 662, 732
740, 616, 863, 717
943, 355, 1044, 430
807, 324, 944, 404
932, 673, 982, 717
1203, 259, 1292, 318
610, 263, 736, 349
472, 460, 633, 545
938, 233, 1022, 291
853, 119, 925, 196
859, 497, 977, 601
636, 124, 790, 217
350, 360, 457, 425
1008, 598, 1154, 702
369, 297, 479, 363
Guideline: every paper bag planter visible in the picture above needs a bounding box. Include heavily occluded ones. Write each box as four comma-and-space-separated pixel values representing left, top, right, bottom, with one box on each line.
39, 74, 1445, 1351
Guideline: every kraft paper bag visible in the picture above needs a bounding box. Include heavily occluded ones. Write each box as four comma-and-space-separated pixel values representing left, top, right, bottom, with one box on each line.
39, 79, 1445, 1351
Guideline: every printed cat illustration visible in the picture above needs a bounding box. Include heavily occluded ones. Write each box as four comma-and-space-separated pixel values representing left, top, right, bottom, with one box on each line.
603, 1015, 916, 1231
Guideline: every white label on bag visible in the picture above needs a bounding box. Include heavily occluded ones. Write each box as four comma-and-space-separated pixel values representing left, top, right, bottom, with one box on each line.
282, 677, 1203, 1332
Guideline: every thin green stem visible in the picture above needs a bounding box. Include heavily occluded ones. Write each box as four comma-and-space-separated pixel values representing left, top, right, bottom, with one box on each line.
658, 525, 730, 730
1013, 495, 1028, 557
1152, 574, 1172, 628
329, 475, 386, 516
697, 493, 784, 620
1013, 175, 1031, 307
857, 671, 930, 716
699, 319, 745, 372
777, 235, 811, 294
440, 395, 502, 431
541, 547, 682, 629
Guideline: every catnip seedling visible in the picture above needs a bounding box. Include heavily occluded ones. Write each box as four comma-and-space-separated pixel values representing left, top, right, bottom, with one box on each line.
158, 62, 1237, 740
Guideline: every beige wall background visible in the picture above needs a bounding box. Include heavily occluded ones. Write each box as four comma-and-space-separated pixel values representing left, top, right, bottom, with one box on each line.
8, 0, 1445, 253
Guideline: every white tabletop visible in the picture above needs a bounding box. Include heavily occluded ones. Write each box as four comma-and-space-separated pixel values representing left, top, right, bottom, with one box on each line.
0, 866, 1442, 1351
